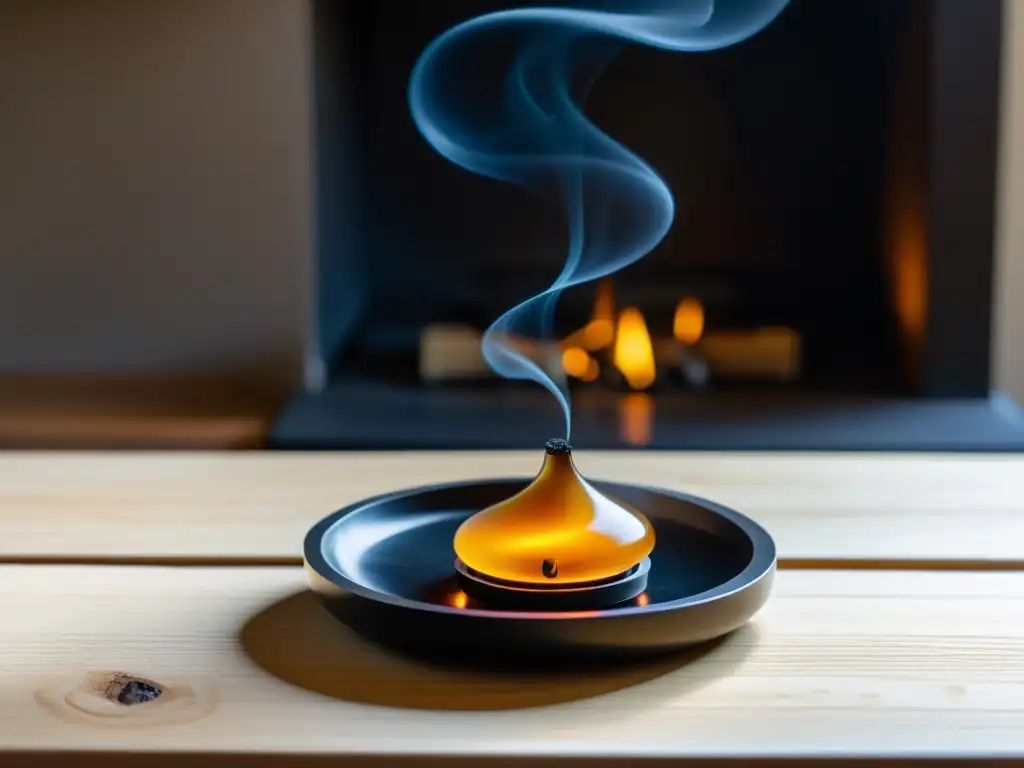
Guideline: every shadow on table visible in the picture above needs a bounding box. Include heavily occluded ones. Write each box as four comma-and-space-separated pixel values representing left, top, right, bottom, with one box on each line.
239, 590, 757, 711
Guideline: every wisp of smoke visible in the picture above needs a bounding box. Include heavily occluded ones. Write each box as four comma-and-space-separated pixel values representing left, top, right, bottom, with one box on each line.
409, 0, 790, 439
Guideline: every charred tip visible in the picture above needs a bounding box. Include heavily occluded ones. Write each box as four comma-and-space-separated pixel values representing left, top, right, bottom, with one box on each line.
544, 438, 572, 456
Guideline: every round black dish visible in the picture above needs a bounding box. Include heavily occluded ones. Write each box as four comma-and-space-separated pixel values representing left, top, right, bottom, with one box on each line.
304, 479, 776, 661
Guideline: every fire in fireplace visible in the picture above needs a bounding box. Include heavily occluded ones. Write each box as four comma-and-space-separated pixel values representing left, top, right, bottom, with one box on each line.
417, 278, 801, 446
419, 280, 800, 389
271, 0, 1024, 451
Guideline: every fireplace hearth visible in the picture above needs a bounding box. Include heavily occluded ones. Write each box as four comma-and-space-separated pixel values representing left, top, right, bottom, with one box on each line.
273, 378, 1024, 451
271, 0, 1024, 451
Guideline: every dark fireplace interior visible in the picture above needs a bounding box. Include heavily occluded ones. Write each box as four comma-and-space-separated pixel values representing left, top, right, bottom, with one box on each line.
272, 0, 1024, 451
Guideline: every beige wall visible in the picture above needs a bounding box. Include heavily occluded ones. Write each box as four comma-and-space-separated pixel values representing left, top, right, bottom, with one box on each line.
0, 0, 312, 387
996, 0, 1024, 403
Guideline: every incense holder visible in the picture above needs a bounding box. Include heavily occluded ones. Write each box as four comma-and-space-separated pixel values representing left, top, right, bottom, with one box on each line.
304, 448, 775, 661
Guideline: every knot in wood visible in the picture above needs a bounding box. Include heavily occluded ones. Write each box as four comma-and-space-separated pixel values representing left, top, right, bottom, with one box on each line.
104, 674, 164, 706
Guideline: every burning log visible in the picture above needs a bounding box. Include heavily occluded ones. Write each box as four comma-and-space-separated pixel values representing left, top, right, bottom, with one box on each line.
420, 322, 800, 385
419, 324, 561, 382
652, 328, 800, 382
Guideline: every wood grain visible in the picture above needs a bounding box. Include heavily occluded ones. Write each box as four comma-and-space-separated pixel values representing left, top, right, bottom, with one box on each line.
0, 451, 1022, 565
1, 565, 1023, 762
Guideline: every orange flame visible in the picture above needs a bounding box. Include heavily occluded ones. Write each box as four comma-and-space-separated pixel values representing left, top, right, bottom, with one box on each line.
580, 278, 615, 350
674, 297, 705, 346
561, 346, 599, 382
613, 307, 656, 390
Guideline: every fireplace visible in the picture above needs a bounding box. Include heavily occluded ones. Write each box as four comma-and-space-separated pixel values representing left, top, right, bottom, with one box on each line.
271, 0, 1024, 450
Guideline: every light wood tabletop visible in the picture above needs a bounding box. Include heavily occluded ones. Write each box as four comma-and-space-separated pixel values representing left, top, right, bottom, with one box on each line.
0, 451, 1022, 765
0, 451, 1022, 566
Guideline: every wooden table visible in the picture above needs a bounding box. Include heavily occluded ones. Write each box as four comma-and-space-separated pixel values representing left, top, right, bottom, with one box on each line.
1, 451, 1023, 765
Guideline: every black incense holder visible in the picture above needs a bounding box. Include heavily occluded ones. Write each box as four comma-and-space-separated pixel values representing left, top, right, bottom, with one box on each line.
304, 476, 776, 661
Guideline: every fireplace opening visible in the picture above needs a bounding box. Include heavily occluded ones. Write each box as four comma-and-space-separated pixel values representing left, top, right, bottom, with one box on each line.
272, 0, 1024, 450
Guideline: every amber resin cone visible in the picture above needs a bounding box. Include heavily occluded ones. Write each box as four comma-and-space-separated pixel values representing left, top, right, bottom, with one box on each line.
453, 438, 655, 585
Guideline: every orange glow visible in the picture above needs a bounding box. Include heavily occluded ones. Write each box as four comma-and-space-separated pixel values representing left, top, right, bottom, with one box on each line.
594, 278, 615, 320
449, 590, 469, 609
673, 297, 705, 346
613, 307, 656, 390
561, 346, 599, 382
581, 278, 616, 350
581, 318, 614, 350
453, 446, 655, 585
619, 392, 654, 446
635, 592, 650, 607
893, 215, 927, 344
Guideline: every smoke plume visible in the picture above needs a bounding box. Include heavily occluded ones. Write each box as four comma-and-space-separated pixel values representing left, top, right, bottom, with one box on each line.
409, 0, 790, 438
